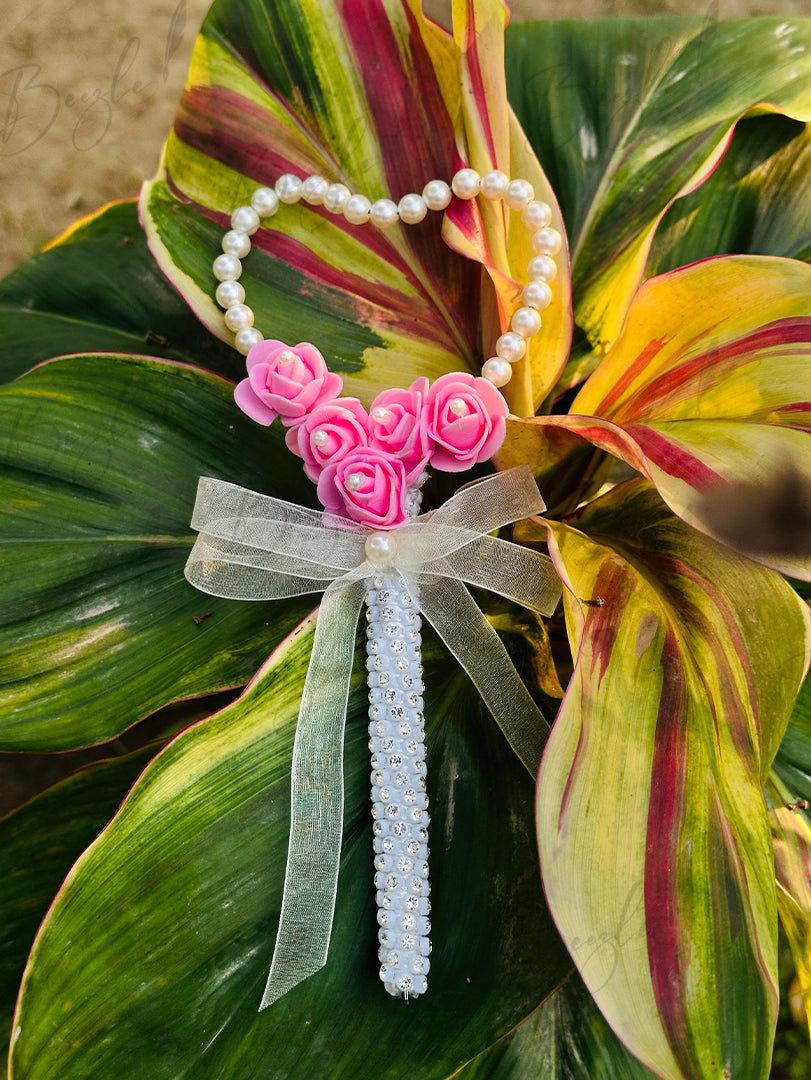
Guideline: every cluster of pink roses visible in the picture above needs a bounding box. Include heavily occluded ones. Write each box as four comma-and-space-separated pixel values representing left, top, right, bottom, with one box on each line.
234, 340, 509, 528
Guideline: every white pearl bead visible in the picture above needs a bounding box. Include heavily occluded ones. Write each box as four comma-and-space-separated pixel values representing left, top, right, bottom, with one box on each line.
301, 174, 329, 204
371, 199, 399, 228
523, 200, 552, 229
504, 179, 534, 210
346, 472, 366, 491
422, 180, 451, 211
398, 194, 427, 224
372, 406, 391, 423
482, 357, 512, 387
230, 206, 260, 235
323, 183, 352, 212
215, 280, 245, 309
234, 327, 263, 355
527, 255, 557, 282
278, 349, 297, 362
221, 229, 251, 257
448, 397, 467, 416
365, 531, 398, 567
275, 174, 303, 203
312, 429, 329, 446
522, 280, 553, 310
344, 194, 372, 224
212, 253, 242, 281
480, 170, 509, 199
511, 306, 542, 337
250, 186, 279, 217
495, 331, 526, 363
532, 227, 562, 256
224, 303, 254, 331
451, 168, 480, 199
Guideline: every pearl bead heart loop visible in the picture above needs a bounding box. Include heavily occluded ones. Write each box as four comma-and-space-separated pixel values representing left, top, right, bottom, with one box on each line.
208, 165, 565, 1008
212, 170, 563, 389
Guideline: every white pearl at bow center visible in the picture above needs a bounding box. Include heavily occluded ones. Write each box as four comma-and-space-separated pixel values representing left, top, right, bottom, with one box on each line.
365, 532, 399, 567
213, 170, 563, 391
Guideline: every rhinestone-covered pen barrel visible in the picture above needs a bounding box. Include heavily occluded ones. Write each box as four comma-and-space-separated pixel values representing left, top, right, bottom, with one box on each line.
366, 571, 431, 998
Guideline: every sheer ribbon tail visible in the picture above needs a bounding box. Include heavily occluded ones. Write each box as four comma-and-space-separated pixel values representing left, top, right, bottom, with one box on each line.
419, 577, 550, 776
259, 578, 366, 1009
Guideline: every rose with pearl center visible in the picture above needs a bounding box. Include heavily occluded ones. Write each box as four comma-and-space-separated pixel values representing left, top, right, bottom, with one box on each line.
234, 339, 343, 427
285, 398, 369, 482
424, 371, 509, 473
317, 447, 409, 528
367, 378, 433, 484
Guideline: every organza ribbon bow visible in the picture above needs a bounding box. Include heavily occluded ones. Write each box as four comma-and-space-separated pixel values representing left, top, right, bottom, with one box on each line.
185, 465, 561, 1006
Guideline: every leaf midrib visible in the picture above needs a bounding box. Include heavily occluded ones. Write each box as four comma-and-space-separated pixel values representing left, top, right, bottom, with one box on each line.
0, 536, 195, 544
0, 305, 189, 356
571, 23, 703, 260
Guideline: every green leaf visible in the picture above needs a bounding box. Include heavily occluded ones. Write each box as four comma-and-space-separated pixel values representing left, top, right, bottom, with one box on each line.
11, 616, 571, 1080
453, 973, 657, 1080
0, 743, 159, 1059
505, 17, 811, 356
647, 115, 811, 276
770, 666, 811, 1039
0, 202, 242, 384
139, 0, 484, 404
763, 579, 811, 1040
538, 479, 811, 1080
0, 352, 314, 751
766, 769, 811, 1040
773, 670, 811, 805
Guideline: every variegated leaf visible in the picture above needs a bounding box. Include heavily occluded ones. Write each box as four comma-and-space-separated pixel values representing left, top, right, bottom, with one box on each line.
0, 353, 314, 750
537, 479, 811, 1080
11, 619, 571, 1079
436, 0, 572, 412
505, 17, 811, 359
517, 257, 811, 579
647, 115, 811, 276
140, 0, 572, 417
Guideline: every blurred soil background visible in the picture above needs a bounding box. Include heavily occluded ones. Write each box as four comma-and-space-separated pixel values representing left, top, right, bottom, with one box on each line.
0, 0, 806, 279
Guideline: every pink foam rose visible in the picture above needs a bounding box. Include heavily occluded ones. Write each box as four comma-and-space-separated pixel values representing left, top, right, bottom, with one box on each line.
285, 398, 370, 482
424, 372, 509, 472
368, 377, 434, 485
317, 447, 408, 529
233, 340, 343, 426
